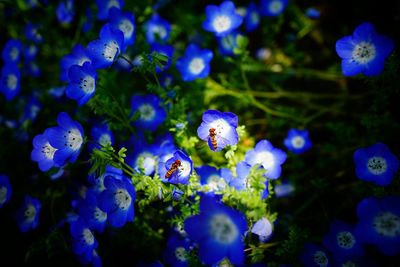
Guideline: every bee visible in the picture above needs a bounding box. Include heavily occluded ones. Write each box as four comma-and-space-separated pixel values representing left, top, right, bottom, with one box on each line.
209, 128, 217, 150
165, 159, 181, 179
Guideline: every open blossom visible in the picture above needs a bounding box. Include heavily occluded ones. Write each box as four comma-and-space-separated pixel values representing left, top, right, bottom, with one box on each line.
202, 1, 243, 36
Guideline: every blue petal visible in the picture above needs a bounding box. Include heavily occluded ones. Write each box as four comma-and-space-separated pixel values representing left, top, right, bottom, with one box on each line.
353, 22, 376, 42
198, 239, 227, 265
184, 215, 208, 242
341, 59, 364, 76
336, 36, 355, 59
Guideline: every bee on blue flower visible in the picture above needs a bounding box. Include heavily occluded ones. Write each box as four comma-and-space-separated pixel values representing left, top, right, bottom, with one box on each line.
130, 94, 167, 131
300, 243, 331, 267
70, 217, 99, 263
245, 139, 287, 180
95, 0, 124, 20
163, 233, 191, 267
77, 190, 108, 233
143, 14, 171, 44
60, 44, 92, 82
159, 150, 192, 185
260, 0, 288, 17
108, 7, 136, 50
0, 63, 21, 101
184, 195, 247, 265
176, 44, 213, 82
353, 142, 399, 186
97, 175, 136, 228
31, 128, 59, 172
2, 39, 22, 63
197, 109, 238, 151
86, 24, 124, 69
202, 1, 243, 37
354, 196, 400, 256
45, 112, 84, 166
336, 22, 394, 76
283, 128, 312, 154
16, 195, 41, 232
150, 43, 174, 73
66, 62, 98, 106
0, 174, 12, 208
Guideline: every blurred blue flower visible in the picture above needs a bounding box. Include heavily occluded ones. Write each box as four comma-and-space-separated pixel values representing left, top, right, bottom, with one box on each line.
244, 2, 260, 32
16, 195, 41, 232
251, 217, 273, 242
283, 128, 312, 154
23, 44, 39, 60
143, 14, 171, 44
305, 7, 321, 19
95, 0, 124, 20
56, 0, 75, 25
0, 63, 21, 101
260, 0, 288, 17
109, 7, 136, 49
217, 31, 240, 57
70, 217, 99, 262
77, 190, 107, 233
60, 44, 92, 82
163, 233, 190, 267
150, 43, 174, 73
299, 243, 331, 267
0, 174, 12, 208
24, 23, 43, 44
66, 62, 98, 106
130, 94, 167, 131
2, 39, 22, 63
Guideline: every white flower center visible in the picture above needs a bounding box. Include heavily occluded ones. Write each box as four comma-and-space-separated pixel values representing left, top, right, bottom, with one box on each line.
78, 57, 90, 66
209, 119, 231, 139
175, 159, 191, 179
373, 212, 400, 237
209, 213, 238, 244
139, 104, 155, 121
336, 231, 355, 249
64, 129, 83, 151
188, 57, 205, 75
79, 75, 96, 94
102, 41, 119, 61
107, 0, 120, 9
98, 134, 111, 146
352, 41, 376, 64
313, 251, 329, 267
82, 228, 95, 245
114, 189, 132, 210
119, 19, 134, 37
250, 11, 260, 24
291, 136, 305, 149
7, 74, 18, 90
212, 15, 232, 33
10, 47, 19, 61
152, 25, 167, 39
93, 207, 107, 222
269, 1, 284, 14
0, 187, 7, 204
207, 175, 226, 191
367, 156, 387, 175
41, 142, 57, 159
24, 204, 36, 222
254, 151, 275, 169
175, 247, 187, 262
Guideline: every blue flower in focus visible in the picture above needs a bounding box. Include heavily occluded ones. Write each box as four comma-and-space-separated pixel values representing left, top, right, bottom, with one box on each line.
322, 220, 364, 260
95, 0, 124, 20
24, 23, 43, 44
306, 7, 321, 19
184, 195, 247, 265
202, 1, 243, 37
354, 196, 400, 255
2, 39, 22, 63
244, 2, 260, 32
251, 217, 273, 242
353, 142, 399, 186
60, 44, 92, 82
0, 174, 12, 208
163, 233, 190, 267
31, 129, 59, 171
150, 43, 174, 73
176, 44, 213, 82
283, 128, 312, 154
144, 14, 171, 44
70, 217, 98, 262
86, 24, 124, 69
109, 7, 136, 49
159, 150, 193, 185
56, 0, 75, 25
97, 175, 136, 228
260, 0, 288, 17
90, 123, 114, 149
66, 62, 98, 106
217, 32, 240, 57
0, 63, 21, 101
16, 195, 41, 232
299, 243, 331, 267
46, 112, 84, 166
245, 140, 287, 180
336, 22, 394, 76
130, 94, 167, 131
77, 190, 107, 233
197, 109, 238, 151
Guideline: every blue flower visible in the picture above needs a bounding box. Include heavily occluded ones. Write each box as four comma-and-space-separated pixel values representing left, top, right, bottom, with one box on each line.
66, 62, 98, 106
109, 7, 136, 49
24, 23, 43, 44
245, 140, 287, 180
274, 179, 294, 198
0, 63, 21, 101
56, 0, 75, 25
322, 220, 364, 260
150, 43, 174, 73
176, 44, 213, 82
251, 217, 273, 242
16, 195, 41, 232
163, 233, 191, 267
31, 129, 59, 172
354, 196, 400, 256
86, 24, 124, 69
202, 1, 243, 37
260, 0, 288, 17
90, 123, 114, 149
299, 243, 331, 267
23, 59, 41, 77
306, 7, 321, 19
77, 190, 108, 233
130, 94, 167, 131
97, 175, 136, 228
197, 109, 238, 151
283, 128, 312, 154
171, 187, 184, 201
46, 112, 84, 166
95, 0, 124, 20
2, 39, 22, 63
195, 165, 230, 192
0, 174, 12, 208
244, 2, 261, 32
159, 150, 193, 185
353, 142, 399, 186
184, 195, 247, 265
144, 14, 171, 44
217, 32, 240, 57
79, 248, 102, 267
60, 44, 92, 82
88, 165, 123, 193
335, 22, 394, 76
82, 8, 94, 33
23, 44, 39, 60
70, 217, 98, 262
